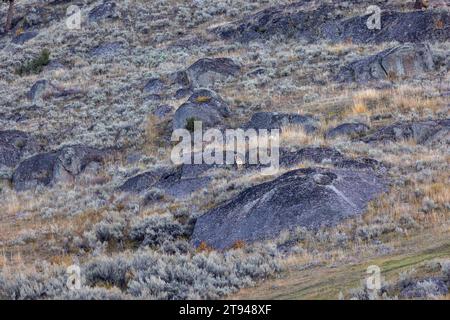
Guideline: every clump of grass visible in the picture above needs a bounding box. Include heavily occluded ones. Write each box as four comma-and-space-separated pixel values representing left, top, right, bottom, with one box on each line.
15, 49, 50, 76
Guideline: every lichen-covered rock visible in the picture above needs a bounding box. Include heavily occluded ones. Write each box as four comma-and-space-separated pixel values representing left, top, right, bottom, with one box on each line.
192, 167, 387, 249
186, 58, 241, 88
326, 123, 370, 138
12, 145, 106, 191
337, 44, 434, 82
362, 119, 449, 145
172, 89, 230, 130
244, 112, 318, 133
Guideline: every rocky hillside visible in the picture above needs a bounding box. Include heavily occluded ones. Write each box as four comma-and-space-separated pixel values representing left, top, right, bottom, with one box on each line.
0, 0, 449, 299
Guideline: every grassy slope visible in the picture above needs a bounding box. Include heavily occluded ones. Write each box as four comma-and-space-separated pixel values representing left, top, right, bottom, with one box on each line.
232, 229, 450, 300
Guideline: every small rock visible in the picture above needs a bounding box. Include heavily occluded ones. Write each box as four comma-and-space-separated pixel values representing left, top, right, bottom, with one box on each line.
326, 123, 369, 139
12, 31, 38, 45
27, 79, 49, 103
89, 42, 123, 57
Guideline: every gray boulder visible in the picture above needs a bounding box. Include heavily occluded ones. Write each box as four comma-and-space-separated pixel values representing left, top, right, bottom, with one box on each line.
27, 79, 49, 103
0, 131, 38, 169
118, 170, 162, 193
326, 123, 369, 139
119, 165, 210, 199
192, 167, 387, 249
186, 58, 241, 88
89, 1, 117, 23
244, 112, 318, 133
89, 42, 124, 57
12, 145, 106, 191
337, 44, 434, 82
143, 78, 166, 95
172, 89, 230, 130
362, 119, 449, 145
12, 31, 38, 45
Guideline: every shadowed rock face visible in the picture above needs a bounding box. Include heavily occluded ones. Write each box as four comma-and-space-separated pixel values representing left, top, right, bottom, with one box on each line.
12, 145, 106, 191
326, 123, 370, 138
119, 165, 210, 199
172, 89, 230, 130
244, 112, 318, 133
192, 167, 387, 249
119, 146, 386, 200
186, 58, 241, 88
337, 44, 434, 82
362, 119, 450, 145
215, 2, 450, 44
88, 1, 117, 23
0, 131, 39, 169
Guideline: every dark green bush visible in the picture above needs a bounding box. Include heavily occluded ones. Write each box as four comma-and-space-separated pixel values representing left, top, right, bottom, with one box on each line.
15, 49, 50, 76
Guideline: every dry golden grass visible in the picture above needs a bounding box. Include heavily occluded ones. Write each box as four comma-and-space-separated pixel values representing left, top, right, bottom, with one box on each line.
281, 124, 327, 147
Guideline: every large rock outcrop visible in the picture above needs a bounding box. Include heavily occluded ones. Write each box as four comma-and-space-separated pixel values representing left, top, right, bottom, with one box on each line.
12, 145, 106, 191
192, 167, 387, 249
214, 2, 450, 44
362, 119, 450, 145
337, 44, 435, 82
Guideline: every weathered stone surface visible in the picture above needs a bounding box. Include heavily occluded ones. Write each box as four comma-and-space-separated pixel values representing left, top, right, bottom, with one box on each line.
118, 170, 162, 193
89, 1, 117, 23
119, 165, 210, 198
327, 10, 450, 44
215, 2, 450, 44
244, 112, 318, 133
12, 145, 106, 191
326, 123, 369, 139
173, 89, 230, 130
192, 167, 387, 249
337, 44, 434, 82
0, 131, 38, 169
362, 119, 450, 145
89, 42, 124, 57
186, 58, 241, 88
12, 31, 38, 45
143, 78, 166, 95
